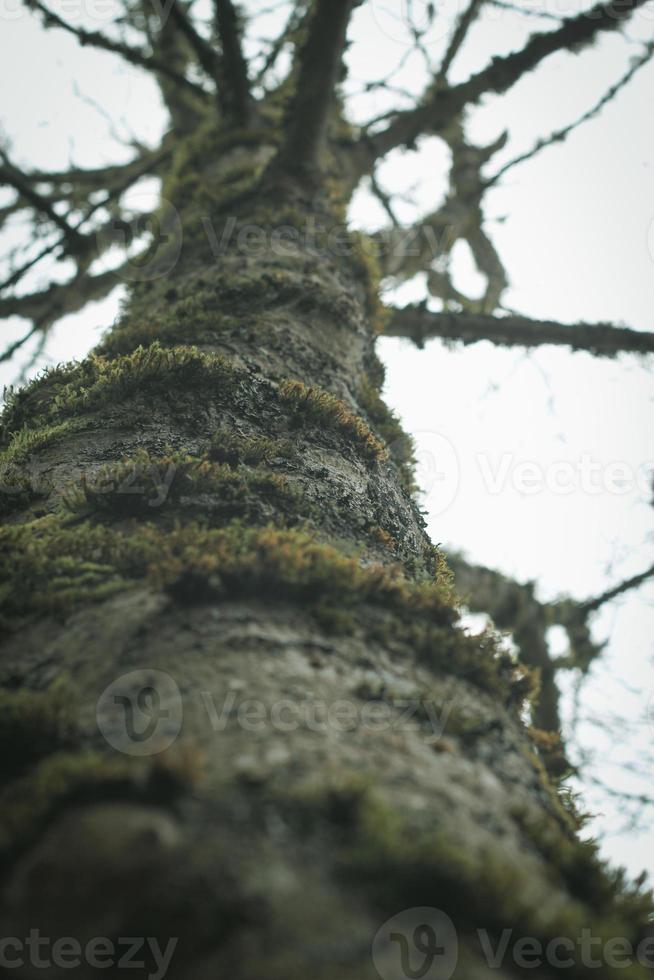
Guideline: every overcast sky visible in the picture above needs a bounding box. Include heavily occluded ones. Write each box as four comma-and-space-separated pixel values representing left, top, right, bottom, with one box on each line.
1, 0, 653, 880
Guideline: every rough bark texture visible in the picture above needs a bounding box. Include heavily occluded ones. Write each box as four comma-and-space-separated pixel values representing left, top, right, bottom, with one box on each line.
0, 118, 650, 979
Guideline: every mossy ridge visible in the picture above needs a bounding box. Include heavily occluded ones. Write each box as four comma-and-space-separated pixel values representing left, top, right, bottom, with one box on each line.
0, 753, 136, 859
278, 379, 387, 461
114, 263, 362, 358
269, 780, 652, 980
0, 343, 240, 438
0, 420, 77, 466
0, 747, 195, 871
97, 309, 245, 358
208, 426, 292, 467
1, 365, 84, 445
0, 516, 129, 623
508, 801, 650, 921
0, 516, 454, 621
0, 466, 37, 518
399, 619, 534, 705
0, 422, 82, 518
0, 680, 202, 866
1, 518, 532, 703
62, 449, 309, 525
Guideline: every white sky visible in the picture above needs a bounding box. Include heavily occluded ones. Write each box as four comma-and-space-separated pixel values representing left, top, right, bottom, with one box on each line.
1, 0, 653, 880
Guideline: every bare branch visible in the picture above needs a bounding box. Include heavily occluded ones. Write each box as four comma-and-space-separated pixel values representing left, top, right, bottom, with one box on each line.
254, 0, 305, 85
270, 0, 357, 182
0, 325, 39, 364
9, 142, 172, 197
214, 0, 253, 123
169, 1, 221, 87
385, 306, 654, 357
488, 0, 563, 21
23, 0, 207, 99
580, 562, 654, 613
450, 554, 562, 731
0, 267, 124, 330
360, 0, 648, 165
0, 148, 85, 255
0, 141, 167, 303
485, 41, 654, 186
435, 0, 485, 85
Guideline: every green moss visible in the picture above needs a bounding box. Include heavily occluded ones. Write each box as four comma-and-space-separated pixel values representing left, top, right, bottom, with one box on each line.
1, 518, 432, 617
398, 621, 530, 705
358, 377, 416, 492
348, 230, 387, 330
63, 449, 308, 525
162, 119, 277, 214
1, 344, 239, 437
0, 747, 196, 866
0, 468, 34, 517
1, 366, 82, 443
53, 344, 237, 420
0, 420, 76, 464
510, 803, 653, 924
0, 751, 139, 857
0, 421, 79, 515
208, 427, 292, 467
278, 380, 388, 461
111, 264, 362, 358
0, 685, 77, 784
1, 517, 531, 703
368, 525, 397, 552
0, 517, 131, 622
264, 774, 371, 840
98, 310, 243, 357
250, 772, 651, 972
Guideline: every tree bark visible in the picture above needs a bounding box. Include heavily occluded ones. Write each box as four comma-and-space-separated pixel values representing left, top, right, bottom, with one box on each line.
0, 123, 649, 980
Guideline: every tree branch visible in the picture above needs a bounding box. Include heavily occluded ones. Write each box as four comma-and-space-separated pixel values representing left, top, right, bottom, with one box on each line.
361, 0, 648, 164
434, 0, 486, 85
450, 554, 562, 731
23, 0, 207, 99
385, 306, 654, 357
0, 148, 86, 255
580, 562, 654, 613
168, 1, 221, 86
270, 0, 357, 182
485, 41, 654, 187
0, 267, 125, 330
214, 0, 253, 123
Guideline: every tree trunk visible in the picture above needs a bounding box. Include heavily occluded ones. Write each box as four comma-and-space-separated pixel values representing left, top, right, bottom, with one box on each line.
0, 124, 648, 979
